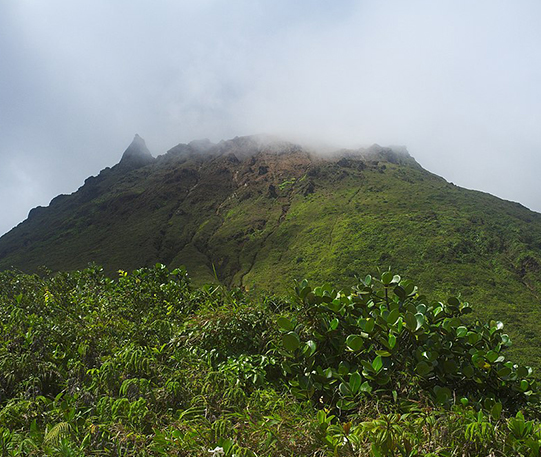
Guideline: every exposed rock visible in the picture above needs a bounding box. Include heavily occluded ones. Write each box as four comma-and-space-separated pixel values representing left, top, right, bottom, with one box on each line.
118, 134, 154, 170
28, 206, 46, 220
267, 184, 278, 199
303, 181, 315, 196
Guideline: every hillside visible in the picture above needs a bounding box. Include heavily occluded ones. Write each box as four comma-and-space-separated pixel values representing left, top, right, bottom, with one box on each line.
0, 134, 541, 365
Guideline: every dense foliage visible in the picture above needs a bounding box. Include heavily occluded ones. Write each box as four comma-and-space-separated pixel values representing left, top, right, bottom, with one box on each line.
280, 274, 537, 411
1, 264, 541, 456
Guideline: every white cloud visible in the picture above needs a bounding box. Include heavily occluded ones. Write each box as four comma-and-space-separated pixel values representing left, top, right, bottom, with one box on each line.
1, 1, 540, 235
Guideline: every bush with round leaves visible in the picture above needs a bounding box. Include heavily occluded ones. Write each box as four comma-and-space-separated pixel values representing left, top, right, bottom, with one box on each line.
277, 272, 538, 413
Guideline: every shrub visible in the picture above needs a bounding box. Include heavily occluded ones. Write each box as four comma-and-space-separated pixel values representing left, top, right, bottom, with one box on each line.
278, 272, 537, 413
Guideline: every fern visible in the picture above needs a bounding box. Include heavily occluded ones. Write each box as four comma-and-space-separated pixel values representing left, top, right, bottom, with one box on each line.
43, 422, 70, 447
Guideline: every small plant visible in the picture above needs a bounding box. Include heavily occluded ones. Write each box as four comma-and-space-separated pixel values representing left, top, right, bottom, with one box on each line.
278, 178, 296, 190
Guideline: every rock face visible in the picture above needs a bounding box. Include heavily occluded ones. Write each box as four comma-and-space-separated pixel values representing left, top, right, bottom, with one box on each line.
118, 134, 154, 170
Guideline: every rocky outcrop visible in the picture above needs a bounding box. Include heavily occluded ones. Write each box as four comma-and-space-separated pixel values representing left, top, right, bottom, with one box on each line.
118, 134, 154, 170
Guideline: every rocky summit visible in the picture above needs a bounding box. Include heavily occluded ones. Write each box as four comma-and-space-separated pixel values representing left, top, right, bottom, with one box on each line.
118, 134, 154, 170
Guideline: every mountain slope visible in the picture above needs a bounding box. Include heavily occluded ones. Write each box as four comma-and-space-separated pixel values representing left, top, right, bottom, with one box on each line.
1, 134, 541, 365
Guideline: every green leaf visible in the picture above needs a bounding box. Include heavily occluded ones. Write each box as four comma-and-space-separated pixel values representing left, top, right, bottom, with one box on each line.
388, 333, 397, 349
361, 360, 374, 373
338, 361, 350, 375
281, 361, 292, 374
403, 282, 416, 296
316, 409, 326, 425
415, 313, 425, 330
462, 364, 474, 378
404, 312, 417, 331
358, 317, 375, 333
277, 316, 295, 331
339, 382, 353, 397
381, 271, 393, 285
360, 381, 372, 393
372, 356, 383, 372
365, 318, 375, 333
327, 301, 342, 313
387, 308, 400, 326
442, 317, 461, 331
416, 361, 432, 376
416, 303, 427, 314
427, 350, 439, 362
299, 285, 311, 300
349, 372, 362, 394
375, 350, 391, 357
501, 334, 512, 346
336, 399, 357, 411
302, 340, 317, 358
346, 335, 364, 352
393, 285, 406, 300
456, 326, 468, 337
486, 350, 499, 363
434, 386, 451, 405
282, 332, 300, 352
447, 297, 460, 308
491, 402, 502, 420
329, 317, 339, 331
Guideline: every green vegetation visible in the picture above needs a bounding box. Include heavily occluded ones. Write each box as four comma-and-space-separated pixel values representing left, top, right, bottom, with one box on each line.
2, 264, 541, 456
280, 273, 536, 411
1, 139, 540, 371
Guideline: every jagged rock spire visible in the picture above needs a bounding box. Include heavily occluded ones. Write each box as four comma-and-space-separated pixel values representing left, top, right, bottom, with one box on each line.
119, 134, 154, 170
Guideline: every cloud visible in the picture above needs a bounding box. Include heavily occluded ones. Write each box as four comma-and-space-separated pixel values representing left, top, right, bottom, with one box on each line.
1, 1, 540, 235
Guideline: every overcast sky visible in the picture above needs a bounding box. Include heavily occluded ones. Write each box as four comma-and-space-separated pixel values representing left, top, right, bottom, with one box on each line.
1, 1, 540, 236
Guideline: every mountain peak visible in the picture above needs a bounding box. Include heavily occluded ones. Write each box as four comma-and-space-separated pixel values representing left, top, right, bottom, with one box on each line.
119, 134, 154, 170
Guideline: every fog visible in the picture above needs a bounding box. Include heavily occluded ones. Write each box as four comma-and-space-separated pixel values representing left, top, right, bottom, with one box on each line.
1, 1, 540, 236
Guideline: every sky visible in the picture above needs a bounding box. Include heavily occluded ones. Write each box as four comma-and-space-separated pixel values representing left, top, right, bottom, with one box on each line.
1, 0, 540, 236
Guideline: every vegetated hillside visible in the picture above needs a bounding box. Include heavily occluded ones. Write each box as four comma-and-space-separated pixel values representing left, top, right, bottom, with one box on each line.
0, 134, 540, 366
0, 265, 540, 456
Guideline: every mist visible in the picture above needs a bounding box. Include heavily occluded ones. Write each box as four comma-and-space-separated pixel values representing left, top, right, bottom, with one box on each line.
1, 0, 540, 236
